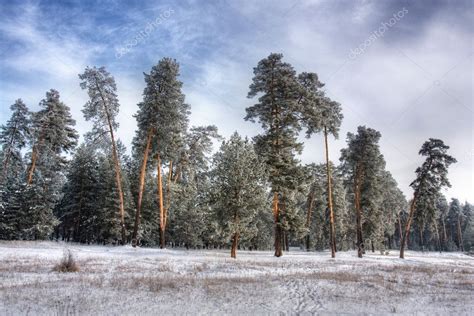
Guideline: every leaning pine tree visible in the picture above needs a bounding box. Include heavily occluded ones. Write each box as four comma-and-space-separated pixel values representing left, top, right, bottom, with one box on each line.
400, 138, 456, 258
245, 53, 304, 257
79, 67, 127, 244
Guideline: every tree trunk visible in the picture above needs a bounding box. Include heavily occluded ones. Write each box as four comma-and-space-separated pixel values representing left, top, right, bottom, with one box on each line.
306, 188, 314, 251
434, 221, 441, 252
305, 189, 315, 252
273, 192, 282, 257
398, 213, 403, 247
419, 227, 424, 252
400, 160, 432, 258
354, 167, 364, 258
95, 79, 126, 244
164, 161, 173, 230
107, 118, 126, 244
231, 231, 239, 258
173, 163, 181, 184
27, 141, 42, 184
132, 128, 153, 247
157, 154, 165, 249
281, 195, 289, 252
442, 218, 448, 250
75, 178, 84, 243
324, 128, 336, 258
400, 198, 417, 259
457, 216, 464, 252
231, 211, 240, 258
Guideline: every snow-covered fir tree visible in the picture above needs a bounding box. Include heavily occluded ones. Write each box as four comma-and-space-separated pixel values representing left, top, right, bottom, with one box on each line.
210, 132, 267, 258
245, 53, 306, 257
339, 126, 385, 258
400, 138, 456, 258
79, 66, 128, 244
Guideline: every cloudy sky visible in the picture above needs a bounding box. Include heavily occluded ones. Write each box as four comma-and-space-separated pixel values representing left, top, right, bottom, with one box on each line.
0, 0, 472, 202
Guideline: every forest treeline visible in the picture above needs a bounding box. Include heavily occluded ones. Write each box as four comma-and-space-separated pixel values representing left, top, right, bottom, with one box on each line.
0, 53, 472, 258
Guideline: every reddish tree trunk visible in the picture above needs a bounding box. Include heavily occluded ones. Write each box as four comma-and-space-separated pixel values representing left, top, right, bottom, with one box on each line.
434, 221, 441, 252
231, 213, 240, 259
442, 218, 448, 249
273, 192, 282, 257
164, 161, 173, 230
132, 128, 153, 247
231, 232, 239, 258
305, 189, 315, 251
457, 217, 464, 252
324, 128, 336, 258
400, 198, 417, 259
157, 154, 165, 249
398, 213, 403, 246
107, 117, 126, 244
95, 80, 126, 244
354, 167, 364, 258
419, 227, 424, 252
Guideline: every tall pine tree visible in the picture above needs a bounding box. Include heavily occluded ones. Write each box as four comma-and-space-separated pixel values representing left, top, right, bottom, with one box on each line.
210, 132, 267, 258
245, 53, 304, 257
0, 99, 30, 183
131, 58, 190, 248
300, 72, 343, 257
340, 126, 385, 258
26, 89, 78, 184
79, 66, 127, 244
400, 139, 456, 258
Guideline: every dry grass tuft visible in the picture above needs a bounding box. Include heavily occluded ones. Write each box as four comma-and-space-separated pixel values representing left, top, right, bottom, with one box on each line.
53, 249, 80, 273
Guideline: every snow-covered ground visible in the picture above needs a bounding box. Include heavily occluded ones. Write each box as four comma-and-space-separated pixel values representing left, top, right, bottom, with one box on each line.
0, 241, 472, 315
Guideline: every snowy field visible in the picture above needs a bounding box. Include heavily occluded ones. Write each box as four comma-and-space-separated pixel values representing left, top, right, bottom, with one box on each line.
0, 241, 473, 315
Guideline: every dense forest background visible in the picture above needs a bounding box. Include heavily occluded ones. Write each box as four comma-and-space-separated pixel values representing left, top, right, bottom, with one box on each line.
0, 54, 472, 257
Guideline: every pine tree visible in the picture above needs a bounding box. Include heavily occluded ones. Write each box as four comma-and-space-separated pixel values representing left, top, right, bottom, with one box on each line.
0, 99, 30, 183
340, 126, 385, 258
461, 202, 473, 251
167, 125, 220, 249
299, 72, 344, 257
304, 163, 349, 252
413, 191, 438, 251
18, 90, 78, 240
55, 144, 100, 243
379, 171, 406, 250
210, 132, 267, 258
447, 199, 465, 251
436, 195, 450, 250
332, 167, 352, 251
400, 139, 456, 258
79, 66, 127, 244
0, 178, 24, 239
131, 58, 190, 248
245, 53, 304, 257
26, 89, 78, 184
